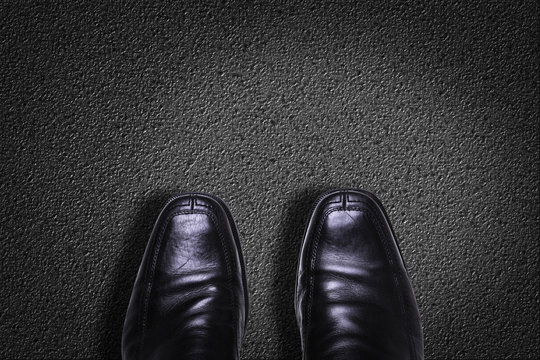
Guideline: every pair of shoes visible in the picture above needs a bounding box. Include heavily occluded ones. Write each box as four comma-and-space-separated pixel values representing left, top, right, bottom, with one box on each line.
121, 189, 424, 360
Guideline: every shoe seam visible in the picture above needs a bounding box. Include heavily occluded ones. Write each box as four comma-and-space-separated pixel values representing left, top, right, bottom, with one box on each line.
186, 193, 249, 355
184, 192, 249, 339
364, 209, 416, 360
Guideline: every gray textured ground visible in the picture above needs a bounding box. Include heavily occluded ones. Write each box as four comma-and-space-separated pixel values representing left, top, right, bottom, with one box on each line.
1, 1, 538, 359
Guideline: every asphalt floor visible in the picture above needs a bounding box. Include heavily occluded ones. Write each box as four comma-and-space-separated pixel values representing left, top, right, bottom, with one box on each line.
1, 1, 538, 359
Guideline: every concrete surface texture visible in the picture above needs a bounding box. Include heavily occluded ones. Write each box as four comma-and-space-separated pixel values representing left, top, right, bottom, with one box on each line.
1, 1, 538, 359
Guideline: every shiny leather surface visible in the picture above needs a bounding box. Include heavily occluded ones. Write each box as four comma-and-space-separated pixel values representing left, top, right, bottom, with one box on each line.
295, 189, 424, 360
122, 193, 248, 360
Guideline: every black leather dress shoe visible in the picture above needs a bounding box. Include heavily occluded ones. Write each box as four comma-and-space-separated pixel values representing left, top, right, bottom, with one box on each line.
295, 189, 424, 360
122, 193, 248, 360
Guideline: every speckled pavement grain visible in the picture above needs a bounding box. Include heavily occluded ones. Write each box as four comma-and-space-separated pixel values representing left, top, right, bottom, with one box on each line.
1, 1, 538, 359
